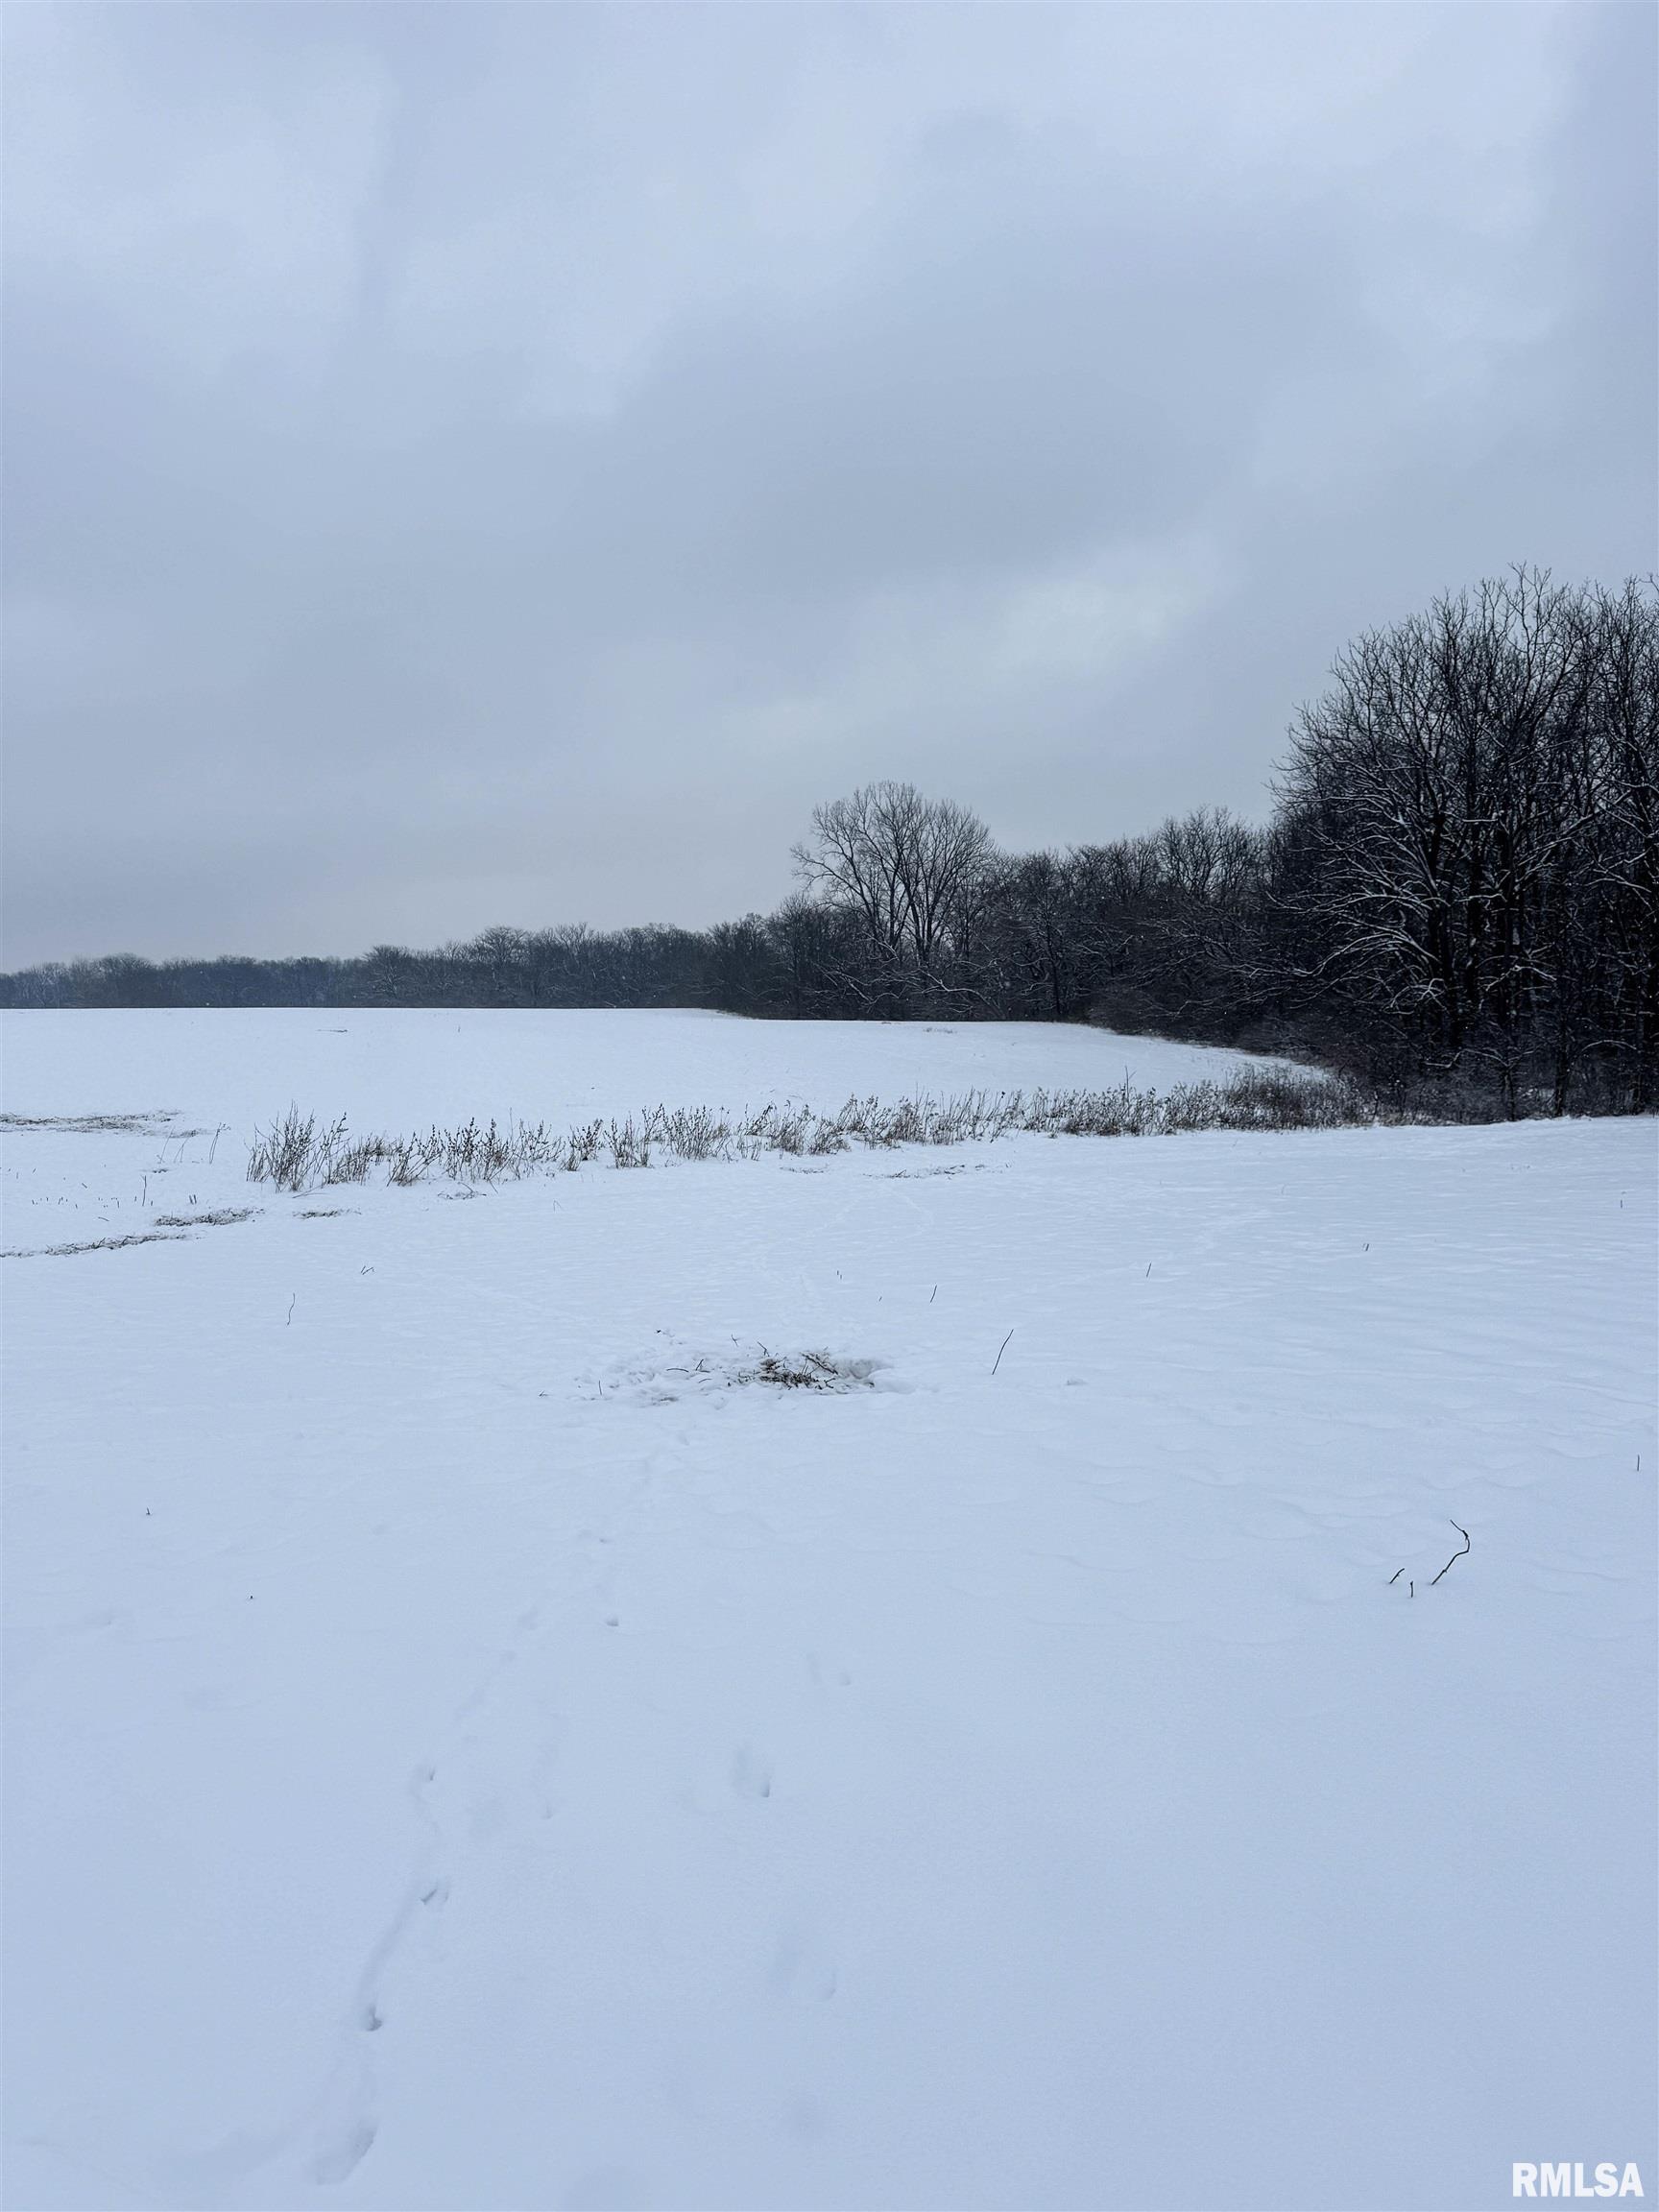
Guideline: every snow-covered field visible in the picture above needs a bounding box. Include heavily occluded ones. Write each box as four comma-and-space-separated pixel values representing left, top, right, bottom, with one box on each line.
3, 1011, 1654, 2212
0, 1008, 1272, 1148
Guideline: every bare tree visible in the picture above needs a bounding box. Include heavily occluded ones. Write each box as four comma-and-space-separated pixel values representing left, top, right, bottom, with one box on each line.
792, 781, 993, 1009
1274, 567, 1658, 1111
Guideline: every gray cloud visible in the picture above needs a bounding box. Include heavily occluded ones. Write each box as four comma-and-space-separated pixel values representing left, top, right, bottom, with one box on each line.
3, 1, 1653, 965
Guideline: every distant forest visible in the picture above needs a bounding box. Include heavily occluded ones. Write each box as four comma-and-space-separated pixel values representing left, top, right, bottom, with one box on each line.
7, 568, 1655, 1118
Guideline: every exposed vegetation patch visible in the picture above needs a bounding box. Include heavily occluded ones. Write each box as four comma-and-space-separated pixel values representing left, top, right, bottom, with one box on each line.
749, 1350, 877, 1391
248, 1067, 1386, 1196
1, 1110, 181, 1135
4, 1230, 191, 1259
151, 1208, 260, 1229
589, 1344, 884, 1406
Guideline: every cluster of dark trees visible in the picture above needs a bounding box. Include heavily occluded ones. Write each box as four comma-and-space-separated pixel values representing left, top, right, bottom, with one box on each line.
2, 926, 713, 1018
7, 569, 1653, 1117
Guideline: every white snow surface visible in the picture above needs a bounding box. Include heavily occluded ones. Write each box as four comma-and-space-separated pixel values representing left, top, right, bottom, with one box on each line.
3, 1010, 1654, 2212
0, 1007, 1274, 1141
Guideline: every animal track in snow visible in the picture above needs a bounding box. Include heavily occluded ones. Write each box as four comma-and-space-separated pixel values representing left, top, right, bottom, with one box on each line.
770, 1925, 839, 2005
731, 1745, 774, 1800
311, 2113, 377, 2185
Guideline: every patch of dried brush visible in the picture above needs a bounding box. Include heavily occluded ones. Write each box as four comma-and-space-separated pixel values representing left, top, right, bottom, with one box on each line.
248, 1066, 1394, 1196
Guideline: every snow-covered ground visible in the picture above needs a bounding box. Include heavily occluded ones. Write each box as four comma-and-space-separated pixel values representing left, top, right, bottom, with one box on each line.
0, 1008, 1273, 1143
3, 1012, 1654, 2212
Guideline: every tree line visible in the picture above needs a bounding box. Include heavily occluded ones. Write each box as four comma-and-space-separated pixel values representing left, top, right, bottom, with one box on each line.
7, 568, 1653, 1117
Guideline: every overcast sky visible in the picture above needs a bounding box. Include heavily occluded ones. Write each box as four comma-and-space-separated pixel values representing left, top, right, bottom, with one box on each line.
3, 2, 1653, 967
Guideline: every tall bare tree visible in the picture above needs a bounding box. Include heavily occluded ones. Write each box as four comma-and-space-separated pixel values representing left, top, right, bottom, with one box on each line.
792, 781, 993, 1008
1275, 567, 1658, 1111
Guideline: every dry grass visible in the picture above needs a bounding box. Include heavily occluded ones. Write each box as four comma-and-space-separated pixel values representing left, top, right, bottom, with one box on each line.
3, 1230, 191, 1259
248, 1066, 1393, 1196
151, 1208, 260, 1229
1, 1111, 183, 1135
749, 1350, 873, 1391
